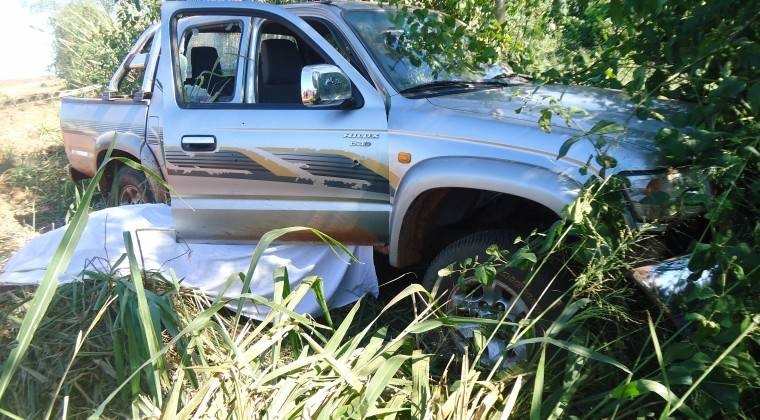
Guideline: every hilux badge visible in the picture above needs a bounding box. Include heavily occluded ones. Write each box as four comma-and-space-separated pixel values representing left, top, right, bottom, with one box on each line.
344, 132, 379, 139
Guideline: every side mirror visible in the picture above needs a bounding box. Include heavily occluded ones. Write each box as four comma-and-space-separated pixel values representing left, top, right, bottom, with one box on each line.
301, 64, 352, 107
128, 53, 148, 70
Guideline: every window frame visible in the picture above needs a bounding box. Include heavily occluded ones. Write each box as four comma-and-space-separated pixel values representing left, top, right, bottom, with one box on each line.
107, 24, 157, 100
170, 8, 363, 110
302, 16, 375, 89
174, 15, 250, 106
249, 17, 342, 107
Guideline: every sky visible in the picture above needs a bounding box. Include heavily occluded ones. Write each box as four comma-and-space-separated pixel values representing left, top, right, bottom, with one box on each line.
0, 0, 54, 80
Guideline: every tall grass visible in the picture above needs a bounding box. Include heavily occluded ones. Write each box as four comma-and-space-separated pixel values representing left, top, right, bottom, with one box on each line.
4, 169, 751, 418
0, 141, 115, 403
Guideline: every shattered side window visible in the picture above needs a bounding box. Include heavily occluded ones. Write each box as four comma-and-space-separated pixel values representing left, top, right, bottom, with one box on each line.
176, 20, 243, 104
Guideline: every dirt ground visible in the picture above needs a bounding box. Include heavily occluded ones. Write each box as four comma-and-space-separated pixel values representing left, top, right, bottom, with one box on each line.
0, 90, 68, 269
0, 76, 64, 101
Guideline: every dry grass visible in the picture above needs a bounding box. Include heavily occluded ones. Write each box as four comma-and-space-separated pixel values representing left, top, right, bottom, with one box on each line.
0, 98, 72, 269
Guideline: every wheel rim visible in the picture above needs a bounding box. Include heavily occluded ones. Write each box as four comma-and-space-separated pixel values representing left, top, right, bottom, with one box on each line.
119, 185, 144, 205
445, 278, 530, 369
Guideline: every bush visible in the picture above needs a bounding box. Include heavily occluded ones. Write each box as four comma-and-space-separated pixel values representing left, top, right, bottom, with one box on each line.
389, 0, 760, 416
51, 0, 159, 88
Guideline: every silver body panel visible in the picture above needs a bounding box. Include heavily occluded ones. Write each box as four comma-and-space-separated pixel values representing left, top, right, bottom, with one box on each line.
60, 98, 148, 176
60, 1, 672, 267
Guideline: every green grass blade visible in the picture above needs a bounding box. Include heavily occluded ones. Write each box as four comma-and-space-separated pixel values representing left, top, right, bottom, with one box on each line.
502, 374, 523, 419
175, 377, 220, 419
233, 226, 354, 331
514, 336, 631, 373
324, 298, 362, 354
272, 266, 288, 367
545, 298, 591, 337
309, 277, 333, 328
88, 298, 229, 418
547, 350, 586, 420
612, 379, 701, 419
256, 355, 324, 385
299, 332, 363, 392
530, 344, 547, 420
265, 378, 298, 417
358, 355, 409, 418
0, 408, 24, 420
160, 366, 185, 419
365, 406, 408, 418
383, 284, 429, 309
411, 350, 430, 420
123, 231, 164, 406
237, 292, 330, 332
349, 328, 391, 376
406, 319, 448, 334
647, 313, 672, 419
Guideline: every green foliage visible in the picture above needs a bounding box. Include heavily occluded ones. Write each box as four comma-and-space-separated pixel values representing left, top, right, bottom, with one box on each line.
549, 1, 760, 416
51, 0, 159, 88
402, 0, 759, 414
51, 0, 117, 88
389, 0, 561, 74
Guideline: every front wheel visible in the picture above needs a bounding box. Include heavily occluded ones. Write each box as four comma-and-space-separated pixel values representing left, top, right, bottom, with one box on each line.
115, 166, 154, 205
422, 230, 569, 369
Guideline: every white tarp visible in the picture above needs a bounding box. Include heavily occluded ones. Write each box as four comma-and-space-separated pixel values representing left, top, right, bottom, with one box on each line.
0, 204, 378, 319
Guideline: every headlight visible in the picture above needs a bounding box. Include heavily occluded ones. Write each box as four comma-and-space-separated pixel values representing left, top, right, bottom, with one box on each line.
624, 169, 710, 223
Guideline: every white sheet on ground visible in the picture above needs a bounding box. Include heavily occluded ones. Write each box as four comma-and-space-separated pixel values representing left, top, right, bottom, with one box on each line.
0, 204, 378, 319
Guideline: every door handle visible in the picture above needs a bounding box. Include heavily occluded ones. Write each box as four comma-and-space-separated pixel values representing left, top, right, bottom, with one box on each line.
181, 135, 216, 152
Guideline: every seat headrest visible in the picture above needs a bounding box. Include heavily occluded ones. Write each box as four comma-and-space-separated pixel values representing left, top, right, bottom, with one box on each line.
190, 46, 220, 79
259, 39, 302, 85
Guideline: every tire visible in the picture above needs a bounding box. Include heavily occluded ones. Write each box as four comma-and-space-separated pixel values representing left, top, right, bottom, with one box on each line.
114, 166, 154, 205
421, 230, 570, 369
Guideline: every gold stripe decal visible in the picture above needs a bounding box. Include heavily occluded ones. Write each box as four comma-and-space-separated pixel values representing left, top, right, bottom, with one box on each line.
228, 147, 310, 178
263, 147, 390, 181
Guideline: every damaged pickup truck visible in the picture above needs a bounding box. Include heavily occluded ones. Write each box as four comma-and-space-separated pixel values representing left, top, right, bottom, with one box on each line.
61, 0, 707, 359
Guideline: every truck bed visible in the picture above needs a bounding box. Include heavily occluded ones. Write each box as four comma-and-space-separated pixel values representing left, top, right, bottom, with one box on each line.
60, 96, 148, 177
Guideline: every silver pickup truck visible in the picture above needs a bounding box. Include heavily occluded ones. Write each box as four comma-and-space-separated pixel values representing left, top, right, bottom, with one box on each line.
61, 1, 701, 336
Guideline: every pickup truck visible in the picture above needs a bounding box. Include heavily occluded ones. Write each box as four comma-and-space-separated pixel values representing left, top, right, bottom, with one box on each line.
61, 0, 703, 361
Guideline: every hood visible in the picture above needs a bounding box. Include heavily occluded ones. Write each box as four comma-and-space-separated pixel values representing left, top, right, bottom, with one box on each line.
426, 84, 684, 156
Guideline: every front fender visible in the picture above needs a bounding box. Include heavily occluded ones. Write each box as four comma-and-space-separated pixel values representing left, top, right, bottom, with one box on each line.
389, 157, 581, 267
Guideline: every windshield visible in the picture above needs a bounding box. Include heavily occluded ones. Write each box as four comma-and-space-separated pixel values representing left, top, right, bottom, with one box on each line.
344, 9, 516, 94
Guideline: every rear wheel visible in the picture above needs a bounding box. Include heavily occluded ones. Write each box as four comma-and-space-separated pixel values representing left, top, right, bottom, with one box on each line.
115, 166, 154, 205
422, 230, 568, 369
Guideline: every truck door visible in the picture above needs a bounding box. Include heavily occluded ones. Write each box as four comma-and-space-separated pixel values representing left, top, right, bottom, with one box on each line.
158, 2, 390, 244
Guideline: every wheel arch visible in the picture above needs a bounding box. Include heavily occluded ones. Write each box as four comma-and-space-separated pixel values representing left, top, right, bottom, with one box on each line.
96, 147, 140, 193
94, 132, 166, 200
389, 157, 581, 268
